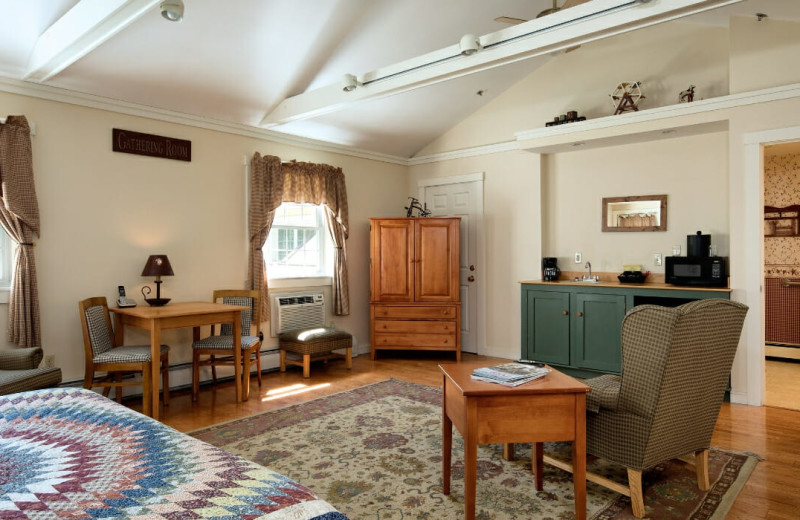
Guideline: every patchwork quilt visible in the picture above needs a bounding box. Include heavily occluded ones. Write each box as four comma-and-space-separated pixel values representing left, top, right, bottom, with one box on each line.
0, 388, 348, 519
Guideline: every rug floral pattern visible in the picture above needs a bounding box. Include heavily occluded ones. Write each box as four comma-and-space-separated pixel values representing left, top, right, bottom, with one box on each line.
192, 379, 759, 520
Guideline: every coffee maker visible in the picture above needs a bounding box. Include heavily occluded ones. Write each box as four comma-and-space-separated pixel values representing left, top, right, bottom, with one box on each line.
542, 257, 560, 281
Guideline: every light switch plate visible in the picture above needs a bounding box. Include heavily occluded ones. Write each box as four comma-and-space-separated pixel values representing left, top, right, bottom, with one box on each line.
653, 253, 662, 266
574, 252, 582, 264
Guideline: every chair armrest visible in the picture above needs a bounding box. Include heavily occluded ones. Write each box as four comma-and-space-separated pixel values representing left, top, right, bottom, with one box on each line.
0, 347, 45, 370
585, 374, 622, 413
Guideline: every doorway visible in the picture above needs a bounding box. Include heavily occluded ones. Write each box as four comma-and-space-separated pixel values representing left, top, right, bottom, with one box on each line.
419, 173, 484, 355
762, 141, 800, 411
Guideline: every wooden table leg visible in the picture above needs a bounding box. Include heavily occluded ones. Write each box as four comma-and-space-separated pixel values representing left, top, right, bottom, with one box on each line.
442, 375, 452, 496
233, 310, 243, 401
464, 399, 477, 520
503, 443, 515, 460
533, 442, 544, 491
573, 394, 587, 520
148, 320, 161, 420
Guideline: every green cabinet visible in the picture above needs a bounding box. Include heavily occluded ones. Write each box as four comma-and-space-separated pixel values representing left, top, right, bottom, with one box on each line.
572, 292, 626, 373
522, 289, 570, 365
521, 282, 730, 378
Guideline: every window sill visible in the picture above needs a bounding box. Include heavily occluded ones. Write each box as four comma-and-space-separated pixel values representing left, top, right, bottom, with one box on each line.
0, 289, 8, 304
268, 276, 332, 289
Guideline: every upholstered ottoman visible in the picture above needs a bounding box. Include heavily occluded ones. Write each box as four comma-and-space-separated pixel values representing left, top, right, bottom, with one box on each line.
278, 327, 352, 378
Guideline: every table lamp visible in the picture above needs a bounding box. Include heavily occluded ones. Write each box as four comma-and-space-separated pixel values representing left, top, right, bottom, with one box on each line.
141, 254, 174, 306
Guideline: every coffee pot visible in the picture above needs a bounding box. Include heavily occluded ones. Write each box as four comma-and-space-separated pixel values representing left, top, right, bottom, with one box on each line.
542, 257, 560, 281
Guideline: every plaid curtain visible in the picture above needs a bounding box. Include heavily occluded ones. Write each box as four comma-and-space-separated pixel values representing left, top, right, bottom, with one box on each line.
0, 116, 41, 347
247, 154, 350, 322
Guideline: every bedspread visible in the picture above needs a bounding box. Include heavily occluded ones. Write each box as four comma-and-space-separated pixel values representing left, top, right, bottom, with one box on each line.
0, 388, 348, 519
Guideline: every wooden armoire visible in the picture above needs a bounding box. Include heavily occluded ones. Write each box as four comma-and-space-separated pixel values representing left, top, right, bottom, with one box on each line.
369, 217, 461, 361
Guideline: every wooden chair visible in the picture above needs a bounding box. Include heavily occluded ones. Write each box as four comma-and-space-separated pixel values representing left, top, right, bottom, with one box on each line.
191, 289, 262, 401
78, 297, 169, 406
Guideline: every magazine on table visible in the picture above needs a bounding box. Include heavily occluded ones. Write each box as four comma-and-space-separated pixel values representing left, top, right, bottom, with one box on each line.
471, 362, 551, 386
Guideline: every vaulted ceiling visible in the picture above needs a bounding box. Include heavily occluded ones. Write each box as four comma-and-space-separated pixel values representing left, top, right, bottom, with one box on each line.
2, 0, 799, 159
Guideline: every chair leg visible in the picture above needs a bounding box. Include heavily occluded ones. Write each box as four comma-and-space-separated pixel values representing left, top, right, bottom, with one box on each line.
192, 350, 200, 402
279, 350, 287, 372
695, 449, 710, 491
627, 468, 645, 518
345, 346, 352, 370
161, 357, 170, 406
115, 373, 123, 403
243, 348, 252, 401
211, 355, 217, 383
256, 349, 262, 386
142, 368, 153, 417
302, 354, 310, 378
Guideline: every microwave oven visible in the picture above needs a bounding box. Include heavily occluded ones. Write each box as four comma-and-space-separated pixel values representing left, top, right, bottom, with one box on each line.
665, 256, 727, 287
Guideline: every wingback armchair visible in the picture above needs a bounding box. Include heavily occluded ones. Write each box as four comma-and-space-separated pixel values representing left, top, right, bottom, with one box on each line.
583, 299, 748, 518
0, 347, 62, 396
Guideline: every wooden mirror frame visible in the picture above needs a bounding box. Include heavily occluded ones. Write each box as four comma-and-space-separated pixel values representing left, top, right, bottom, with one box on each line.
602, 194, 667, 232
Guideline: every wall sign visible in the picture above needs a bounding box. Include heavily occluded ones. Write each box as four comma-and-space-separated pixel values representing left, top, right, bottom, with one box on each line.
112, 128, 191, 162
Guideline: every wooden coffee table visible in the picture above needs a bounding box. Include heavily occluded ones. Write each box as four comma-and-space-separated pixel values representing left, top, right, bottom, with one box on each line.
440, 362, 590, 520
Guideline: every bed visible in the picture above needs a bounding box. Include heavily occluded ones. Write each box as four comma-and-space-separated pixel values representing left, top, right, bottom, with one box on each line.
0, 387, 348, 519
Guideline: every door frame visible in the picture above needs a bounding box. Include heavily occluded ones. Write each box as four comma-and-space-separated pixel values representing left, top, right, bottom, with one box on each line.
740, 124, 800, 406
418, 172, 485, 355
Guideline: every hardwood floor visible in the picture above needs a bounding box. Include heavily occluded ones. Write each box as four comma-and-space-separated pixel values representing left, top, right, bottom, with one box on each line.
135, 352, 799, 519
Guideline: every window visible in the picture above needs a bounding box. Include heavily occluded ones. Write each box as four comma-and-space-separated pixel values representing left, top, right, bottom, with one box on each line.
265, 203, 331, 279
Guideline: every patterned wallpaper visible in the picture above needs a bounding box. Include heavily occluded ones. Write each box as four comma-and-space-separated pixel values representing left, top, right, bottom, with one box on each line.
764, 153, 800, 276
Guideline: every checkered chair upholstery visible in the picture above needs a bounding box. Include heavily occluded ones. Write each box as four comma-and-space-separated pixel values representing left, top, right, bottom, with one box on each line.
583, 299, 748, 518
0, 347, 62, 396
191, 290, 262, 401
79, 297, 170, 406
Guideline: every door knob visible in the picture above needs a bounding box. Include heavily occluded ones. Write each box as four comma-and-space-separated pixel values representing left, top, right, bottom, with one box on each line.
468, 276, 475, 282
469, 265, 475, 271
562, 310, 568, 316
577, 312, 583, 317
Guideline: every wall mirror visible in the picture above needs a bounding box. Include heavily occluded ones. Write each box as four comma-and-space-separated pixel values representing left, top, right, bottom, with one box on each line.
602, 194, 667, 232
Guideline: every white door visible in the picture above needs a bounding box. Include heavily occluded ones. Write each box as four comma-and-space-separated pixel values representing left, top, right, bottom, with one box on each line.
420, 173, 483, 354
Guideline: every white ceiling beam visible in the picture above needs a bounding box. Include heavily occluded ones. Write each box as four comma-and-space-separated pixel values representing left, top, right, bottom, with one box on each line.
24, 0, 160, 82
261, 0, 743, 128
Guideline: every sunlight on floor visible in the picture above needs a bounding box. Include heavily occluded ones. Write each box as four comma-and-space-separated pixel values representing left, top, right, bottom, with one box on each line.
765, 358, 800, 411
261, 382, 331, 402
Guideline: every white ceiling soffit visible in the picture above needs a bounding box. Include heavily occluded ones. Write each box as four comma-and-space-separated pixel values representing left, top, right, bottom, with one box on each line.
261, 0, 744, 128
24, 0, 159, 82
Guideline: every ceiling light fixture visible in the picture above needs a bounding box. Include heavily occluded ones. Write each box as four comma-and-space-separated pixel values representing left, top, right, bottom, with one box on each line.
160, 0, 184, 22
342, 74, 360, 92
459, 34, 481, 56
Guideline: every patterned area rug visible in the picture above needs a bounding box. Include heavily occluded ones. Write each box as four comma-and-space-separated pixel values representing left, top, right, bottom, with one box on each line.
191, 379, 759, 520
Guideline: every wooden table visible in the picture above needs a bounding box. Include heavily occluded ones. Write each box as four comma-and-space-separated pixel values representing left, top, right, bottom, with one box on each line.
113, 302, 248, 420
440, 362, 590, 520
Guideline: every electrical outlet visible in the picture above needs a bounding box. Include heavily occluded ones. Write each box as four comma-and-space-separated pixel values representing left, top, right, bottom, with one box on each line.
653, 253, 662, 266
574, 252, 582, 264
43, 355, 55, 368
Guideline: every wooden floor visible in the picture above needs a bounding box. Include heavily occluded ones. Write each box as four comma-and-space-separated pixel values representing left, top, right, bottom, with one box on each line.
132, 352, 799, 520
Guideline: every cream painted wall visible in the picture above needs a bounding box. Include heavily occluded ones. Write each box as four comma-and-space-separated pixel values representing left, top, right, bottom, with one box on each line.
407, 150, 541, 360
416, 21, 729, 157
729, 17, 800, 94
0, 90, 408, 385
542, 131, 730, 274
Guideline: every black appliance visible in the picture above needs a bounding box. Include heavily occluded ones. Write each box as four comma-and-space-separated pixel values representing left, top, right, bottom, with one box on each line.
687, 231, 711, 257
542, 257, 560, 281
665, 256, 727, 287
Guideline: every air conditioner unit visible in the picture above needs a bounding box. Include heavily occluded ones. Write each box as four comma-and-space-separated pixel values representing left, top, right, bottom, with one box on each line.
270, 291, 325, 337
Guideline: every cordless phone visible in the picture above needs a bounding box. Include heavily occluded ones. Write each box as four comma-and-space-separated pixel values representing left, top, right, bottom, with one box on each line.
117, 286, 137, 307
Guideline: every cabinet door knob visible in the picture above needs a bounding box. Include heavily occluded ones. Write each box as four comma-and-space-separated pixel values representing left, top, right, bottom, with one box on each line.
562, 310, 568, 316
468, 275, 475, 282
470, 265, 476, 271
577, 311, 583, 317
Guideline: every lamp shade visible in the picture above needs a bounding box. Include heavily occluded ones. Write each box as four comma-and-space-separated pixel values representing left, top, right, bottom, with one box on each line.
141, 255, 174, 277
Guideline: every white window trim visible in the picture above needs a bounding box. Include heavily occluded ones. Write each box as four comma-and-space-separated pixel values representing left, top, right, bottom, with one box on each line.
265, 203, 334, 284
0, 231, 13, 303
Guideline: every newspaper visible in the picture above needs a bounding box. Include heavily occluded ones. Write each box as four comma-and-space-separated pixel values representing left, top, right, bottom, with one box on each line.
470, 362, 550, 386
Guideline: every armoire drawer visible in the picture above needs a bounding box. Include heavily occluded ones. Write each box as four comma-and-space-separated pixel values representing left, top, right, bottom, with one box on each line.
373, 320, 455, 334
374, 332, 456, 348
373, 305, 457, 320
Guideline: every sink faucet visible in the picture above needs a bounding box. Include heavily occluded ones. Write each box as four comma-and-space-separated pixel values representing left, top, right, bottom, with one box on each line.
584, 261, 592, 280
